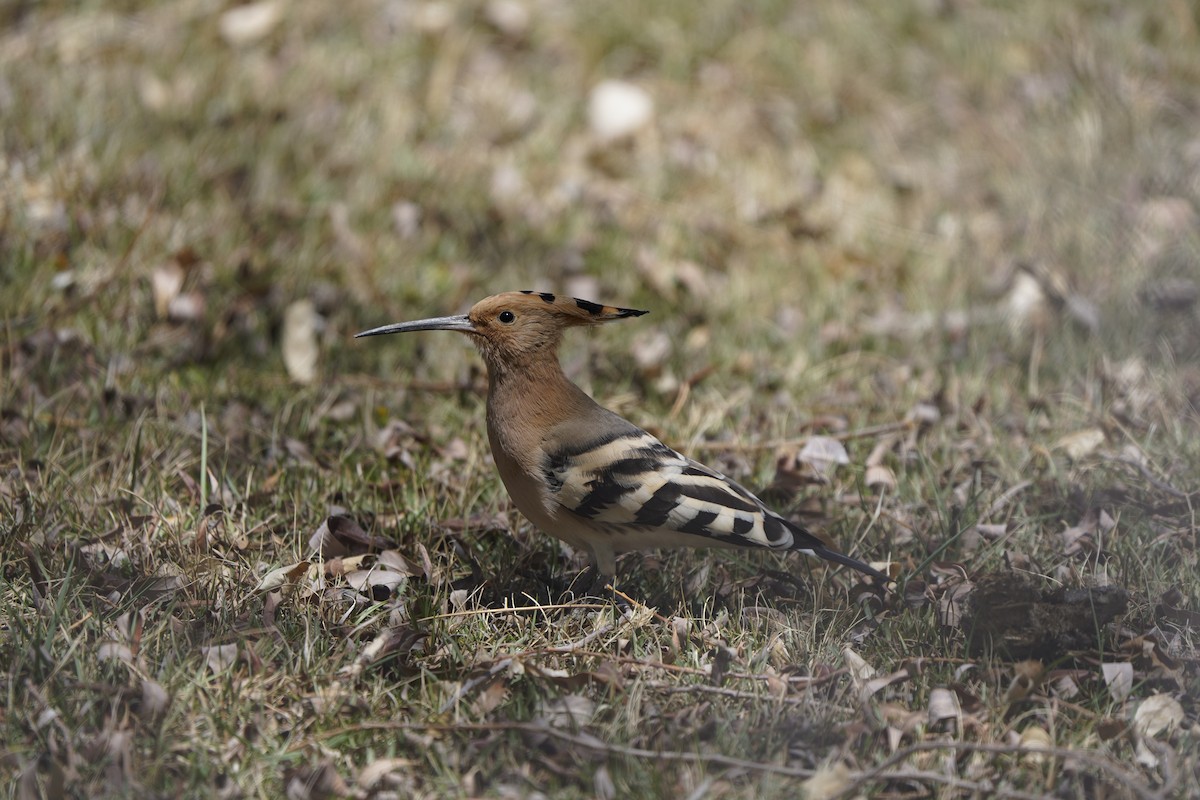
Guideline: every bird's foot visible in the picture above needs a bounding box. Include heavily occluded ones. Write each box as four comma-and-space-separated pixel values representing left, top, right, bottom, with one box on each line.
560, 566, 636, 613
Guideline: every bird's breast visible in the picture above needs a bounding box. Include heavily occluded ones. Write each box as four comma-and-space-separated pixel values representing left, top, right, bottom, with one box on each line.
485, 412, 560, 529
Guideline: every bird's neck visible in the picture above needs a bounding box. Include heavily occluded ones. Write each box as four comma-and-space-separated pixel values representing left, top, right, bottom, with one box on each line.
484, 350, 594, 468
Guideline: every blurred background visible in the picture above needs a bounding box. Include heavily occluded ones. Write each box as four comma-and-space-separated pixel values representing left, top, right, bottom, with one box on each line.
5, 1, 1198, 401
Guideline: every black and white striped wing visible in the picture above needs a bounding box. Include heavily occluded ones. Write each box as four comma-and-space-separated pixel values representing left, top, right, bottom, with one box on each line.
543, 430, 811, 553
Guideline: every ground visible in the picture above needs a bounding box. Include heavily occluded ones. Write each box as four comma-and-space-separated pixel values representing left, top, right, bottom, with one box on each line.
2, 1, 1199, 798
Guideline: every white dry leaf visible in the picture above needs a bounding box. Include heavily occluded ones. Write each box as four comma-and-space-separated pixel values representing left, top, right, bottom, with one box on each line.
97, 642, 135, 664
927, 687, 960, 727
1133, 693, 1184, 770
356, 757, 414, 790
631, 330, 672, 376
1052, 674, 1080, 700
255, 560, 311, 593
863, 668, 911, 698
1101, 662, 1134, 703
168, 292, 206, 322
1006, 270, 1048, 332
484, 0, 530, 37
799, 436, 850, 479
201, 643, 240, 674
140, 679, 170, 721
412, 1, 455, 33
940, 581, 973, 628
377, 550, 420, 577
1134, 693, 1184, 739
864, 464, 897, 490
588, 80, 654, 142
539, 694, 596, 728
138, 72, 171, 112
151, 263, 185, 319
801, 762, 851, 800
1018, 726, 1053, 764
218, 1, 282, 47
1054, 428, 1106, 460
345, 569, 407, 594
392, 201, 422, 239
592, 767, 616, 800
282, 299, 319, 384
842, 646, 877, 694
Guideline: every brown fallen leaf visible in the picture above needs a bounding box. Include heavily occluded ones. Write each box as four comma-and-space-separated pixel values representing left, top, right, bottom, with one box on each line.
309, 515, 395, 558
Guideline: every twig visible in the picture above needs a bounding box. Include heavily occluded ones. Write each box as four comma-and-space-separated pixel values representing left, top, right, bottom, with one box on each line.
693, 421, 915, 452
417, 602, 610, 623
1105, 455, 1191, 500
543, 624, 616, 653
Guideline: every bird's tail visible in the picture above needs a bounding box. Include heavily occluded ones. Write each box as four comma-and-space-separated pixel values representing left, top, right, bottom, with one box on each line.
811, 544, 892, 583
784, 519, 892, 583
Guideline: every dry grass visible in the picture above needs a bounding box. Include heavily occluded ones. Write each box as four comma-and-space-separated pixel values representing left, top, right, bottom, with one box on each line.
2, 1, 1199, 798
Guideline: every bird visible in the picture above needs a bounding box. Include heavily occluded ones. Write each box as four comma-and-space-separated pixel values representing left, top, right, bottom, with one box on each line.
357, 291, 890, 590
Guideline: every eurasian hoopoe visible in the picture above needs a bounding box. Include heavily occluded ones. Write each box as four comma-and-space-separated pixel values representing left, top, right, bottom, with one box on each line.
357, 291, 889, 586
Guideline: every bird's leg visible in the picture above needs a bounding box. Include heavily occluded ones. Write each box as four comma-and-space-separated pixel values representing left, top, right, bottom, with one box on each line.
584, 566, 614, 598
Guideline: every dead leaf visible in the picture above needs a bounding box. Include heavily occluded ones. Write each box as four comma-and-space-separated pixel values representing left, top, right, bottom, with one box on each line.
927, 687, 960, 730
139, 680, 170, 721
282, 299, 319, 384
864, 464, 897, 490
345, 568, 407, 597
1101, 662, 1133, 703
377, 549, 420, 577
539, 694, 596, 728
1133, 694, 1183, 739
1054, 428, 1105, 460
219, 1, 282, 47
798, 436, 850, 478
842, 646, 877, 696
97, 643, 135, 665
201, 643, 240, 674
255, 560, 311, 593
356, 757, 414, 791
1133, 693, 1184, 770
1018, 726, 1053, 764
151, 263, 185, 319
309, 515, 394, 558
284, 759, 350, 800
863, 668, 911, 698
1004, 660, 1044, 703
471, 681, 509, 717
801, 762, 851, 800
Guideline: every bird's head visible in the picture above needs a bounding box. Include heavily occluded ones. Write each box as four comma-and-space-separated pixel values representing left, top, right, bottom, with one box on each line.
356, 290, 648, 369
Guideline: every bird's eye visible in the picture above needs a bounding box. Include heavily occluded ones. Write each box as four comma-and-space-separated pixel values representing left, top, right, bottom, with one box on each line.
498, 310, 516, 324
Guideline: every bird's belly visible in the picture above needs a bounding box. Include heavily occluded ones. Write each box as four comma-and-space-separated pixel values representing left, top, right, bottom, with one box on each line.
606, 526, 744, 554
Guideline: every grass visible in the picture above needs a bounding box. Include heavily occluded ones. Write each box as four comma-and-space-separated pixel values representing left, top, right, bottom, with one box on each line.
3, 1, 1199, 797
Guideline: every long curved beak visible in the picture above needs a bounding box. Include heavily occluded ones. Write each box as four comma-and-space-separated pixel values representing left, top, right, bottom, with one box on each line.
355, 314, 477, 338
